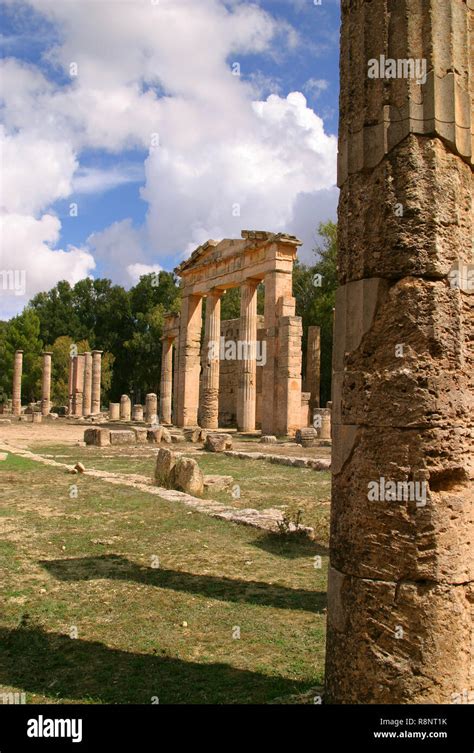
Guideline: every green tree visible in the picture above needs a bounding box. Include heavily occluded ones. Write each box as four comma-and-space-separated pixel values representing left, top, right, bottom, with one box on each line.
293, 220, 337, 406
0, 310, 43, 402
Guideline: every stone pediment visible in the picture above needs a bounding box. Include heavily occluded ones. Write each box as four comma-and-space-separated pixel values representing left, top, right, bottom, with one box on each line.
175, 230, 301, 277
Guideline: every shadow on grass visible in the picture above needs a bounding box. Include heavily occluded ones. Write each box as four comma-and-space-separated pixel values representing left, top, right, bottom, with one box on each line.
251, 533, 329, 560
0, 624, 313, 704
39, 555, 326, 613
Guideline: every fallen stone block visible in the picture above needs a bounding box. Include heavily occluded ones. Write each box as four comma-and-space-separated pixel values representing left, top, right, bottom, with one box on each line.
295, 427, 319, 447
205, 433, 233, 452
109, 430, 135, 446
74, 462, 86, 473
183, 426, 202, 442
32, 413, 42, 423
204, 475, 234, 493
171, 433, 186, 443
170, 457, 204, 496
154, 447, 178, 486
84, 428, 110, 447
133, 427, 148, 444
0, 419, 11, 425
260, 435, 277, 444
147, 427, 163, 444
45, 413, 59, 421
161, 428, 172, 443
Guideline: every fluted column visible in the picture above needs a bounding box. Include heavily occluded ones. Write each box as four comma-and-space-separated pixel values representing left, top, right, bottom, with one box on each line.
176, 295, 202, 427
91, 350, 102, 415
120, 394, 131, 421
145, 393, 158, 423
236, 280, 258, 432
325, 0, 474, 704
73, 354, 85, 417
201, 290, 221, 429
160, 339, 173, 424
82, 352, 92, 416
41, 351, 53, 416
12, 350, 23, 416
67, 357, 74, 415
306, 326, 321, 414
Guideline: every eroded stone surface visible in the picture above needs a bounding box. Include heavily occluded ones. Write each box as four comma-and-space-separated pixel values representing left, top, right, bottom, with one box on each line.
205, 433, 233, 452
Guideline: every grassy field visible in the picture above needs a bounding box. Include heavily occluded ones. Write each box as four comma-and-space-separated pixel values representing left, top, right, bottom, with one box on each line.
0, 448, 329, 704
33, 442, 332, 534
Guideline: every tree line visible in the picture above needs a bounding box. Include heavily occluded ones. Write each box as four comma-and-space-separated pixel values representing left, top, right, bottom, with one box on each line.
0, 222, 337, 409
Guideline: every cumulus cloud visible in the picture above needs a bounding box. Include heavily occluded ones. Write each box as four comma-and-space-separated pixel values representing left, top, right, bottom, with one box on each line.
0, 213, 95, 319
1, 0, 338, 316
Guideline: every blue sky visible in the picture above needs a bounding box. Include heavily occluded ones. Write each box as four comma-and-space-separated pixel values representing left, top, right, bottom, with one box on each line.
0, 0, 340, 318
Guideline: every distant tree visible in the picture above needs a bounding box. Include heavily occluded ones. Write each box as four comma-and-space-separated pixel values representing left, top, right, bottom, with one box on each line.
0, 310, 43, 402
293, 220, 337, 406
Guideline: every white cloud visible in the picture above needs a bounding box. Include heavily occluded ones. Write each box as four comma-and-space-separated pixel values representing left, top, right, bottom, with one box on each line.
303, 78, 329, 99
1, 0, 338, 315
0, 212, 95, 319
72, 163, 144, 195
127, 262, 163, 285
86, 219, 147, 286
0, 125, 77, 215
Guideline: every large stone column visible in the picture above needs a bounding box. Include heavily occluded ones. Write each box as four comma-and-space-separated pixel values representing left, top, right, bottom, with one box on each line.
261, 270, 299, 435
12, 350, 23, 416
145, 393, 158, 424
325, 0, 474, 704
82, 352, 92, 416
67, 357, 74, 416
176, 295, 202, 427
73, 354, 85, 417
120, 394, 131, 421
91, 350, 102, 415
306, 326, 320, 414
160, 339, 173, 424
236, 281, 258, 432
200, 290, 221, 429
41, 351, 53, 416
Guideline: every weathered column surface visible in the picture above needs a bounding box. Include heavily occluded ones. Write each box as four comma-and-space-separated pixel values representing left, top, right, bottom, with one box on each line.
12, 350, 23, 416
120, 395, 131, 421
91, 350, 102, 415
82, 352, 92, 416
132, 404, 143, 422
145, 393, 158, 424
73, 354, 85, 417
325, 0, 474, 704
236, 281, 258, 432
109, 402, 120, 420
160, 339, 173, 424
306, 326, 321, 414
176, 294, 202, 427
201, 291, 221, 429
67, 357, 74, 416
41, 351, 53, 416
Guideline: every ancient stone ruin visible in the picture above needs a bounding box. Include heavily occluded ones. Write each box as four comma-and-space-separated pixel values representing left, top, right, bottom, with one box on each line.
325, 0, 474, 704
159, 230, 321, 437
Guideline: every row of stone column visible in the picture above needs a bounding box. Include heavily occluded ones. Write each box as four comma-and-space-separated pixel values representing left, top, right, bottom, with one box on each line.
108, 393, 158, 423
12, 349, 54, 417
160, 274, 303, 436
68, 351, 102, 417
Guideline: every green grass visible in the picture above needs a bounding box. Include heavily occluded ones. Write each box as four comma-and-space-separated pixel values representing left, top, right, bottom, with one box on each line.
33, 443, 331, 535
0, 449, 329, 704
